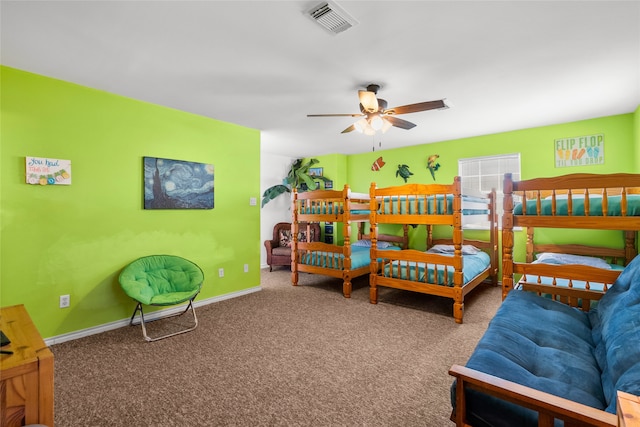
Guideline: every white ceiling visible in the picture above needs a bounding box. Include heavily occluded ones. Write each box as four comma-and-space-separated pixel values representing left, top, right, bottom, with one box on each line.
2, 1, 639, 158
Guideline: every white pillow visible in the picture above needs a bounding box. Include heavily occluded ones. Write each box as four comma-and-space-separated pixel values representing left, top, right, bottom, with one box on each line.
352, 239, 371, 247
352, 239, 394, 249
535, 252, 612, 269
427, 244, 480, 255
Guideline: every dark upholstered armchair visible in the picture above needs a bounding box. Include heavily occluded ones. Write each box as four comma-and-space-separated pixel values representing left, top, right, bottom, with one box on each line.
264, 222, 320, 271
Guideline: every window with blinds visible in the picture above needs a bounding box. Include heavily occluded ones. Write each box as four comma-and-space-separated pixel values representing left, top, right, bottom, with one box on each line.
458, 153, 521, 228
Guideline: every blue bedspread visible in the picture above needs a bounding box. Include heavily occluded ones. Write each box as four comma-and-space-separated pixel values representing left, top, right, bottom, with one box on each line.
517, 263, 624, 293
382, 252, 490, 285
299, 245, 400, 270
514, 195, 640, 216
379, 194, 489, 215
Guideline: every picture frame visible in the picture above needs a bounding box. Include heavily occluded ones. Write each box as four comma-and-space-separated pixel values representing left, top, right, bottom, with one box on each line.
144, 156, 214, 209
325, 180, 333, 189
309, 167, 323, 177
325, 225, 334, 234
325, 235, 333, 244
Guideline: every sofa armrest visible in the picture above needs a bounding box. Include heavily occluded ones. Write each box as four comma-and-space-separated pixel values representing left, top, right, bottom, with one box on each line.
265, 239, 278, 251
449, 364, 617, 427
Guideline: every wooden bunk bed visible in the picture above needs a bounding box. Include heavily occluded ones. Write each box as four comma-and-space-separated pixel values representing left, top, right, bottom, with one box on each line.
291, 185, 407, 298
368, 177, 498, 324
502, 172, 640, 309
449, 172, 640, 427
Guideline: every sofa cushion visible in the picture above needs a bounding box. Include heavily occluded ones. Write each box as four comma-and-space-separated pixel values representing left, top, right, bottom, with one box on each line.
279, 228, 317, 247
458, 290, 605, 427
589, 253, 640, 413
272, 246, 291, 256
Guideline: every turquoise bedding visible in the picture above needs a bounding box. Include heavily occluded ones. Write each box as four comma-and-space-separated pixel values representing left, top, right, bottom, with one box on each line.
381, 252, 490, 286
301, 205, 369, 215
514, 195, 640, 216
299, 245, 401, 270
379, 194, 489, 215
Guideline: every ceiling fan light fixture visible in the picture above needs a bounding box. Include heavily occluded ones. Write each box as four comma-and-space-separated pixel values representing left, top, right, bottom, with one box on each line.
354, 118, 369, 133
370, 115, 384, 131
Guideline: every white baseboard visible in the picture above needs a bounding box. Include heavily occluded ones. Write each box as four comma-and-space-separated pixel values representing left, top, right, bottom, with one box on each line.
44, 286, 262, 346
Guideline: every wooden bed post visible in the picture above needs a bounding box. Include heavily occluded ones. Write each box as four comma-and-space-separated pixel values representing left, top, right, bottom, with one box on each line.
369, 182, 379, 304
625, 230, 637, 265
526, 227, 535, 263
490, 189, 499, 285
291, 189, 299, 287
502, 173, 515, 300
452, 177, 464, 324
342, 185, 353, 297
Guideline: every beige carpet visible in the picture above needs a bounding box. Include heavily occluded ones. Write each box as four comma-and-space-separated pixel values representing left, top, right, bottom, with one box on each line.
52, 268, 501, 426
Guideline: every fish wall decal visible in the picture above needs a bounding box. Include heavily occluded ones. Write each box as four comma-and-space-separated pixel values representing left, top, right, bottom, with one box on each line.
371, 156, 386, 171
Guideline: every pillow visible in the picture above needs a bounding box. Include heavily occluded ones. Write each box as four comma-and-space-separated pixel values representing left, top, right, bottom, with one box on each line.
279, 229, 292, 248
298, 228, 316, 242
352, 239, 394, 248
427, 244, 480, 255
352, 239, 371, 247
535, 252, 612, 269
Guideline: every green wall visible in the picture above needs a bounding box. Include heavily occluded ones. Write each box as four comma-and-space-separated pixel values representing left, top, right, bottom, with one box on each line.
315, 112, 637, 260
635, 105, 640, 170
347, 113, 635, 190
0, 66, 261, 338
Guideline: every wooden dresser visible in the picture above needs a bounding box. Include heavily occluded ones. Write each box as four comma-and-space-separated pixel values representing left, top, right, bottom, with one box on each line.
0, 304, 54, 427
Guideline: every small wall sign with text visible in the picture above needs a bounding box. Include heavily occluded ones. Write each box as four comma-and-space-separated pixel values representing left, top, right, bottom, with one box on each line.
555, 134, 604, 168
26, 157, 72, 185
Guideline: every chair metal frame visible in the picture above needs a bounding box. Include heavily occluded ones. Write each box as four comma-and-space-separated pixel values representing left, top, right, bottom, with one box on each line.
128, 294, 199, 342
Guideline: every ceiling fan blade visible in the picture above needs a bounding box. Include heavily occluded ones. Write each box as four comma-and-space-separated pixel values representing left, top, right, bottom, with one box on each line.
307, 113, 363, 117
385, 116, 416, 130
341, 124, 356, 133
384, 99, 447, 115
358, 90, 379, 113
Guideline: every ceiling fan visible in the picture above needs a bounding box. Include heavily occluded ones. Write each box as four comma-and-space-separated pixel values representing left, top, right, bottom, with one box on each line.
307, 84, 449, 135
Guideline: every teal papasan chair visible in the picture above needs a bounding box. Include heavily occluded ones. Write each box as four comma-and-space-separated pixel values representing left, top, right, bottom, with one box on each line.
119, 255, 204, 342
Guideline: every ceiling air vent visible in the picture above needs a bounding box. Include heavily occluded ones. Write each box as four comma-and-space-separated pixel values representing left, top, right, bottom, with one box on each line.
306, 1, 358, 35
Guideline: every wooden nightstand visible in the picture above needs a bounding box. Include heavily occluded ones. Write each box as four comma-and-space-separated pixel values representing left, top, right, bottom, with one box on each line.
0, 304, 54, 427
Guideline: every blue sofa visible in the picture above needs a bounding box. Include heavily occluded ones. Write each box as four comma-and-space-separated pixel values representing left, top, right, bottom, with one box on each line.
449, 254, 640, 427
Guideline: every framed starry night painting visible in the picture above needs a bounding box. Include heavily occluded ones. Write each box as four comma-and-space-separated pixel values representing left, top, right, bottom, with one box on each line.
144, 157, 214, 209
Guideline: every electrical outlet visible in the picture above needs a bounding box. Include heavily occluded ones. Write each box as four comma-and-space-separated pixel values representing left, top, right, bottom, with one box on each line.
249, 197, 257, 206
218, 268, 224, 278
244, 264, 249, 273
59, 294, 70, 308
